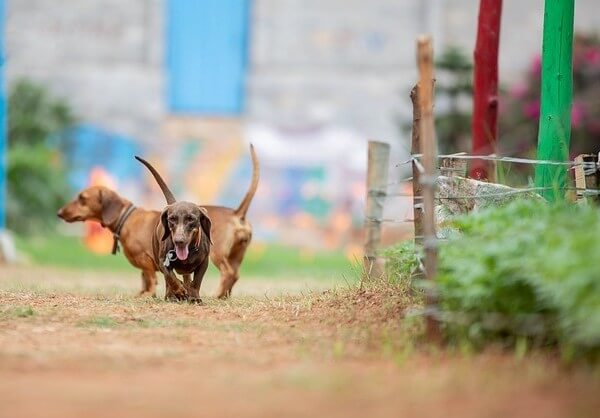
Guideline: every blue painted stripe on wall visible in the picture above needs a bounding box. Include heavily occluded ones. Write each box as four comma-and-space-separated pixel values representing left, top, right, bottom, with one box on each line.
167, 0, 250, 114
0, 0, 6, 229
67, 125, 143, 191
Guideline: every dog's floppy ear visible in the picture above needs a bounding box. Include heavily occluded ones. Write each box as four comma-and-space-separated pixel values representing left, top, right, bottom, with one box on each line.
100, 189, 122, 227
198, 207, 212, 245
160, 209, 171, 241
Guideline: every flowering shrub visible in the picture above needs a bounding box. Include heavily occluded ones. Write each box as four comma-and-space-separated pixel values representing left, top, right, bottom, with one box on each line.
500, 33, 600, 158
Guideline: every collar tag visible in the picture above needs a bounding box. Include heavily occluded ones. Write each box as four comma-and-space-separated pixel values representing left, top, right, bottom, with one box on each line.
163, 250, 177, 269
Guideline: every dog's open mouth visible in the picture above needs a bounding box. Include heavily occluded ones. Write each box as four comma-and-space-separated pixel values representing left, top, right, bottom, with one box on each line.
61, 215, 82, 222
174, 244, 189, 261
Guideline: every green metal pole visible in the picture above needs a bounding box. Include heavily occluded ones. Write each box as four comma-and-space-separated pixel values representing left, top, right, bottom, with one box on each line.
0, 0, 6, 229
534, 0, 575, 201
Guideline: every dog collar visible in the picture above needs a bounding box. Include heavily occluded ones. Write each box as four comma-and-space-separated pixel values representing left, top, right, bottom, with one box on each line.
111, 205, 137, 255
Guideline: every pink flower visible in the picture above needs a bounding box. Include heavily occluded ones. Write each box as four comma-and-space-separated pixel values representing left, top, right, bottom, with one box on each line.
584, 48, 600, 66
571, 102, 585, 128
509, 83, 528, 99
522, 100, 540, 120
530, 55, 542, 77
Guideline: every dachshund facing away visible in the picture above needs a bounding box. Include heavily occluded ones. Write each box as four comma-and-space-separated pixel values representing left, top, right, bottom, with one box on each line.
135, 156, 211, 303
57, 145, 259, 298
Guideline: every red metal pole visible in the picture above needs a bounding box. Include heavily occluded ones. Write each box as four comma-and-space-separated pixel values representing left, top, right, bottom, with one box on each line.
470, 0, 503, 181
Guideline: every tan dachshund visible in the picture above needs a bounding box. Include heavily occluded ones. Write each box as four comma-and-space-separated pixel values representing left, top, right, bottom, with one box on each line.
57, 145, 259, 298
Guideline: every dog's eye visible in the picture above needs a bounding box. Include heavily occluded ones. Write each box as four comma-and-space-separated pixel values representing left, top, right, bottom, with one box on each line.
185, 216, 194, 223
78, 194, 85, 203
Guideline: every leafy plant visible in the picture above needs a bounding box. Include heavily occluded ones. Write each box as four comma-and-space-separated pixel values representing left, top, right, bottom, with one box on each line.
435, 46, 474, 154
7, 79, 76, 233
384, 200, 600, 361
382, 240, 421, 284
437, 200, 599, 360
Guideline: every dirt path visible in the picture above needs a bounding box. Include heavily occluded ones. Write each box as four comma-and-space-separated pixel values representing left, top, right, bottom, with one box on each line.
0, 265, 598, 418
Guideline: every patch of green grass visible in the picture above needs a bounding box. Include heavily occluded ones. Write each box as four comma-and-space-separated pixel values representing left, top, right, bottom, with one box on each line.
0, 305, 35, 320
79, 316, 119, 328
15, 234, 131, 271
15, 233, 358, 280
239, 244, 359, 279
132, 317, 196, 328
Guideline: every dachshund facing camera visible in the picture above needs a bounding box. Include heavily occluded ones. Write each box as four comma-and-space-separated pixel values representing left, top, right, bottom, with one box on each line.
136, 156, 212, 303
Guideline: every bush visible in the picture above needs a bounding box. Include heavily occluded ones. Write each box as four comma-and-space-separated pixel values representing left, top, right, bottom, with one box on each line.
7, 79, 76, 234
384, 200, 600, 361
7, 144, 72, 233
501, 33, 600, 159
440, 200, 600, 360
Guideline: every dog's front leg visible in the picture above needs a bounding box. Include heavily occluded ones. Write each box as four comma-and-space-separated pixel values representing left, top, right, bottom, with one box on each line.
161, 268, 188, 302
189, 258, 209, 304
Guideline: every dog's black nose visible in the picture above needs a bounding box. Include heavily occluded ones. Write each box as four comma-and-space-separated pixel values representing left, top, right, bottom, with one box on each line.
57, 209, 64, 219
174, 238, 186, 246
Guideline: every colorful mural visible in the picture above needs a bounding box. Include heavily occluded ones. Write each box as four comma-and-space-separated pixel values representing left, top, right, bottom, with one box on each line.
64, 124, 143, 193
59, 121, 369, 252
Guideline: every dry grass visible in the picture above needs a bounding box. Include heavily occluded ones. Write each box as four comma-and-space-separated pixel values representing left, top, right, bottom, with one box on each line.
0, 265, 598, 418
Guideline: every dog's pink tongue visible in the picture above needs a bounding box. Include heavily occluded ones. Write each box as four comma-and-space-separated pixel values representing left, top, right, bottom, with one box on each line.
175, 245, 189, 260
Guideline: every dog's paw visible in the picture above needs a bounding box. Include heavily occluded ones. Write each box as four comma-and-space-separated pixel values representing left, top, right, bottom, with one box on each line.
165, 289, 189, 302
188, 297, 204, 305
137, 290, 156, 298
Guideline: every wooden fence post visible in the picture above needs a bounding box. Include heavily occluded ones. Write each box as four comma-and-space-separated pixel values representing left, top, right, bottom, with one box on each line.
470, 0, 503, 182
417, 35, 441, 342
534, 0, 575, 201
574, 154, 599, 205
410, 85, 424, 246
363, 140, 390, 279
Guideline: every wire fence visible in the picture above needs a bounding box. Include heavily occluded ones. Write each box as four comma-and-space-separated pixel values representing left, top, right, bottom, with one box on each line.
366, 152, 600, 225
399, 153, 599, 168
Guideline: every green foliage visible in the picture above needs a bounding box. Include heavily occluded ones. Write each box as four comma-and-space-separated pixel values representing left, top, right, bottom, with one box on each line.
384, 200, 600, 361
500, 32, 600, 160
7, 144, 72, 233
437, 200, 599, 360
8, 79, 76, 147
7, 79, 76, 234
399, 45, 473, 154
434, 46, 473, 154
382, 240, 420, 284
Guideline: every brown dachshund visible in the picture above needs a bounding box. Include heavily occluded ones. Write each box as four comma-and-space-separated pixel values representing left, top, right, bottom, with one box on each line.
57, 145, 259, 298
136, 156, 211, 303
57, 186, 161, 296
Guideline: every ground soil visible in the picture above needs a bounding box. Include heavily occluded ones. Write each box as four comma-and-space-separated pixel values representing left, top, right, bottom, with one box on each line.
0, 265, 598, 418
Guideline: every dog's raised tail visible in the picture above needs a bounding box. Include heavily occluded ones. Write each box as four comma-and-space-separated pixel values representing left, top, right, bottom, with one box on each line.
135, 156, 177, 205
235, 144, 260, 219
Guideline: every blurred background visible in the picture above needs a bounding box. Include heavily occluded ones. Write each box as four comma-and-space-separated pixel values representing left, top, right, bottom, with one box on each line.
2, 0, 600, 262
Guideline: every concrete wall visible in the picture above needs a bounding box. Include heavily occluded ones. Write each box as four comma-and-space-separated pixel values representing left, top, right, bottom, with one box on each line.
247, 0, 600, 157
5, 0, 164, 143
5, 0, 600, 150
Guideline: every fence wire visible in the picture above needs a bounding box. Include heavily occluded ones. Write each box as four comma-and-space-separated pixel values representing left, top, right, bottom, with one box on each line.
399, 153, 598, 169
369, 153, 599, 225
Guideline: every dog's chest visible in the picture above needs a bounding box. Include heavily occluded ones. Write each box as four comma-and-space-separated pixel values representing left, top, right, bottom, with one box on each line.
163, 245, 208, 274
